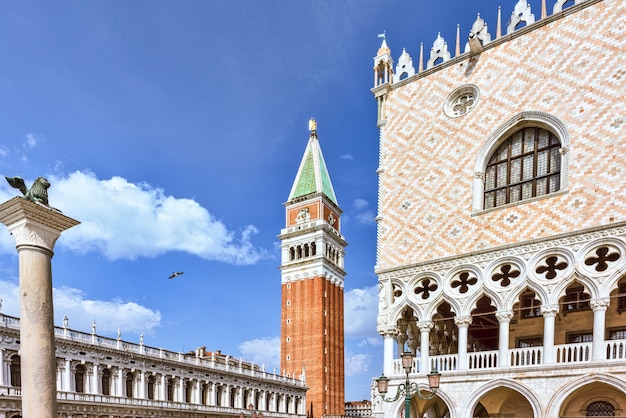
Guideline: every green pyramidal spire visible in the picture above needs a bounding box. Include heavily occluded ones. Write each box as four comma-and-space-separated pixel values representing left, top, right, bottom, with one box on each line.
288, 119, 338, 205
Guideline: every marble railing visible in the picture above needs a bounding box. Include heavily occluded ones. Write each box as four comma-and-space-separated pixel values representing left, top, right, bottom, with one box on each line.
391, 339, 626, 375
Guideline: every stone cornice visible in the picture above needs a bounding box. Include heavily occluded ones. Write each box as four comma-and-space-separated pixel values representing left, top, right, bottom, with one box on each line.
377, 221, 626, 279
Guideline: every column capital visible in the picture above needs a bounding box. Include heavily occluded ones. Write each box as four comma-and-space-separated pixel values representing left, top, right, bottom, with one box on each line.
454, 315, 473, 327
0, 197, 79, 251
591, 297, 610, 311
540, 304, 560, 317
495, 310, 514, 322
417, 321, 434, 332
377, 325, 398, 337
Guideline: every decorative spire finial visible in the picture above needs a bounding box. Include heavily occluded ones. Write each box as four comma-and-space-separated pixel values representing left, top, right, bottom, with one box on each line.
309, 118, 317, 134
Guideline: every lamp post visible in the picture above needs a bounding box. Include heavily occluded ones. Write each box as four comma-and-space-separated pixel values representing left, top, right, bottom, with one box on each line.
375, 351, 441, 418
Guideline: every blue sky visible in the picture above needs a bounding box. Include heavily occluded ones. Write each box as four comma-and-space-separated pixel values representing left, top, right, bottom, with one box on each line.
0, 0, 550, 401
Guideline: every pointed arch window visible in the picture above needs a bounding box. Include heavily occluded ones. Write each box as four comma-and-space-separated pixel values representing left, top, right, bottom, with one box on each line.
484, 127, 561, 209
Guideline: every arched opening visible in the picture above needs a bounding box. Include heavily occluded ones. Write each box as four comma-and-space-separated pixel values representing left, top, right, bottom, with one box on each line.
430, 302, 457, 355
473, 386, 534, 417
147, 375, 155, 400
9, 354, 21, 387
469, 296, 498, 352
559, 381, 626, 417
185, 380, 192, 403
511, 288, 544, 354
75, 364, 86, 393
125, 371, 134, 398
102, 368, 111, 396
166, 378, 174, 401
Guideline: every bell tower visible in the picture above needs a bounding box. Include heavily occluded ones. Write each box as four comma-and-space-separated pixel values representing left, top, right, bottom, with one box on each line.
279, 119, 347, 418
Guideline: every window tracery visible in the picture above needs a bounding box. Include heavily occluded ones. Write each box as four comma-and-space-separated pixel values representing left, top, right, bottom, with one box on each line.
484, 127, 561, 209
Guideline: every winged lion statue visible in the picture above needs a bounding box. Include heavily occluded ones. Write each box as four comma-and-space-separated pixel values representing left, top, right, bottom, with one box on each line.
5, 176, 50, 206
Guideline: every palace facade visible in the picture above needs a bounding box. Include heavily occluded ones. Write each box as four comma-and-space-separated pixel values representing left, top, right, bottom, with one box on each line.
372, 0, 626, 417
0, 314, 306, 418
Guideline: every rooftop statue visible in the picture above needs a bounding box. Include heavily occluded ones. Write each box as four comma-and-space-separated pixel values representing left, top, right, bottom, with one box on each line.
5, 176, 50, 206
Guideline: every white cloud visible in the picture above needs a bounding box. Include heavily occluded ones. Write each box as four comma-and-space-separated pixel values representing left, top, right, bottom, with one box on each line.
351, 199, 376, 226
0, 146, 8, 157
340, 154, 354, 160
353, 198, 368, 210
9, 170, 269, 264
357, 337, 382, 348
344, 285, 378, 339
24, 133, 39, 150
345, 352, 371, 377
0, 279, 161, 337
238, 336, 280, 372
354, 210, 376, 226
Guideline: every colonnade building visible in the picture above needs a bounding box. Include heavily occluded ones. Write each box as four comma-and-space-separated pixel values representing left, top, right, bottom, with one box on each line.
0, 314, 306, 418
371, 0, 626, 417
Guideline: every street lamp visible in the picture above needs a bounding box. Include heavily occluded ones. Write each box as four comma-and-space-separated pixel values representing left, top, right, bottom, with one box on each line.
375, 351, 441, 418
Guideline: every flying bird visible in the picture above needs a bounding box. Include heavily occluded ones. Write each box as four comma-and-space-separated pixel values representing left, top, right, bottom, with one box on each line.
168, 272, 184, 279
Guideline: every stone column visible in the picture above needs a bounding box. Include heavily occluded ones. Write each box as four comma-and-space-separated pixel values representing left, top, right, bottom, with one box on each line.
541, 304, 559, 364
378, 325, 397, 376
417, 321, 434, 373
0, 197, 79, 418
591, 298, 610, 361
454, 315, 472, 370
0, 348, 5, 386
495, 310, 514, 367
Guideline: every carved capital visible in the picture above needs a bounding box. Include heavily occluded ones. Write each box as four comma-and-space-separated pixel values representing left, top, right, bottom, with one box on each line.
9, 220, 61, 252
591, 297, 610, 311
0, 197, 79, 252
377, 325, 399, 337
417, 321, 434, 332
495, 310, 514, 323
454, 315, 473, 327
540, 304, 560, 317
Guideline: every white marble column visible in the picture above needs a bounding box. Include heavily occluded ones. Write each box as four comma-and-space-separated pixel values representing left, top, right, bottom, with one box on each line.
591, 298, 610, 361
118, 368, 124, 396
455, 315, 472, 370
138, 370, 145, 399
496, 310, 514, 367
64, 359, 72, 392
541, 304, 559, 364
417, 321, 434, 373
178, 378, 185, 402
0, 349, 4, 386
161, 375, 167, 401
91, 363, 98, 394
0, 197, 79, 418
378, 325, 397, 376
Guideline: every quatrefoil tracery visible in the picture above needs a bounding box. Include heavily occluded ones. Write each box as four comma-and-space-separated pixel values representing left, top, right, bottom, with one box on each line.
451, 271, 478, 294
584, 246, 620, 272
